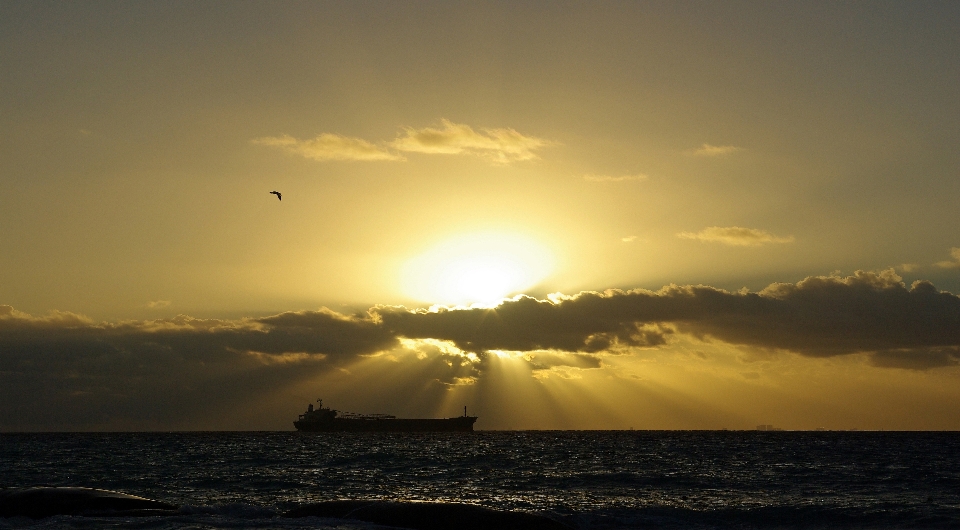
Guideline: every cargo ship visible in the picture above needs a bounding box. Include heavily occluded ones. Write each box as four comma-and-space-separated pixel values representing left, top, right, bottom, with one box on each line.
294, 400, 478, 432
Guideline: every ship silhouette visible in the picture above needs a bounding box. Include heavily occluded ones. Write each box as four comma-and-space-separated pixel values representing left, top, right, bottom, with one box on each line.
294, 399, 477, 432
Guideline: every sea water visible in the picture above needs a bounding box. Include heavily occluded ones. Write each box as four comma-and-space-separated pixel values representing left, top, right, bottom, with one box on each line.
2, 431, 959, 529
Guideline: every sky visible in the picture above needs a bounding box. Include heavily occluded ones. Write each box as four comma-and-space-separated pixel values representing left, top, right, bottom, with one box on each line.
1, 1, 959, 431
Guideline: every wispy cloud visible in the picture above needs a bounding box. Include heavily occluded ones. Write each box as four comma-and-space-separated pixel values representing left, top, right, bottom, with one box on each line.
253, 120, 551, 164
252, 133, 403, 161
146, 300, 171, 309
583, 173, 648, 182
691, 143, 742, 156
390, 119, 550, 163
934, 247, 960, 269
525, 351, 603, 380
677, 226, 794, 247
621, 236, 637, 243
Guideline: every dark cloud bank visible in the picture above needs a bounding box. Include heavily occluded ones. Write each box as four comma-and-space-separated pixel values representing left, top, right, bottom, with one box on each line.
2, 271, 959, 429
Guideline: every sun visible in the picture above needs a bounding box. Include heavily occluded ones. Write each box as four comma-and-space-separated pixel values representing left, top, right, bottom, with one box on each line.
400, 232, 554, 306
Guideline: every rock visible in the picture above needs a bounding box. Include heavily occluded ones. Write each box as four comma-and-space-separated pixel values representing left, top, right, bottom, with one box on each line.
0, 487, 178, 518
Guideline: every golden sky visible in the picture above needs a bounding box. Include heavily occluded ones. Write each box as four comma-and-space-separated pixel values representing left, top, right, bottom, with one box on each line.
1, 2, 959, 430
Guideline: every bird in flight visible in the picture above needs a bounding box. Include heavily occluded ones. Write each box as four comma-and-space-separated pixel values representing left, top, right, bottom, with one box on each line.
269, 191, 281, 201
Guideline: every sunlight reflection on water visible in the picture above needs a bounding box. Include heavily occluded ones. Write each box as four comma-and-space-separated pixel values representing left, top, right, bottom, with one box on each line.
2, 431, 959, 529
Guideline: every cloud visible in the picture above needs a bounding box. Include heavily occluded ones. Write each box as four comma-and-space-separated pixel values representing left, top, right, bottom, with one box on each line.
520, 351, 603, 372
869, 348, 960, 370
6, 270, 960, 367
0, 308, 396, 371
677, 226, 795, 246
4, 271, 960, 428
0, 307, 400, 430
4, 271, 960, 371
146, 300, 171, 309
252, 120, 551, 164
390, 119, 550, 163
934, 247, 960, 269
691, 143, 741, 156
622, 236, 637, 243
373, 271, 959, 367
374, 302, 671, 355
252, 133, 403, 161
0, 305, 93, 328
583, 174, 648, 182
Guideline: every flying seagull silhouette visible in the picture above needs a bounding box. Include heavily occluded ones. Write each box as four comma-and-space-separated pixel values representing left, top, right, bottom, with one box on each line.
269, 191, 281, 201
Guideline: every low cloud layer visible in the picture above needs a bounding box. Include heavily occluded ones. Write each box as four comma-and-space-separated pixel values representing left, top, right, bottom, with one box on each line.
4, 271, 959, 429
3, 270, 958, 373
678, 226, 795, 246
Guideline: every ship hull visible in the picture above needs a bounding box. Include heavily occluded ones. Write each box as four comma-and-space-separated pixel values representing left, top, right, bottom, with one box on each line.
295, 416, 477, 433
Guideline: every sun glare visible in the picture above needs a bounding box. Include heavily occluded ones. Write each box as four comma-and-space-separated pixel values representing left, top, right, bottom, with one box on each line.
400, 232, 554, 306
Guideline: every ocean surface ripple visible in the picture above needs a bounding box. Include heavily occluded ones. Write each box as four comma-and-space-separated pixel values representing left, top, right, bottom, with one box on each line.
2, 431, 959, 529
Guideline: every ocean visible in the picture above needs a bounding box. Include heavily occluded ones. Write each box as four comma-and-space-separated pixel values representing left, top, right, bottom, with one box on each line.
2, 431, 959, 529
